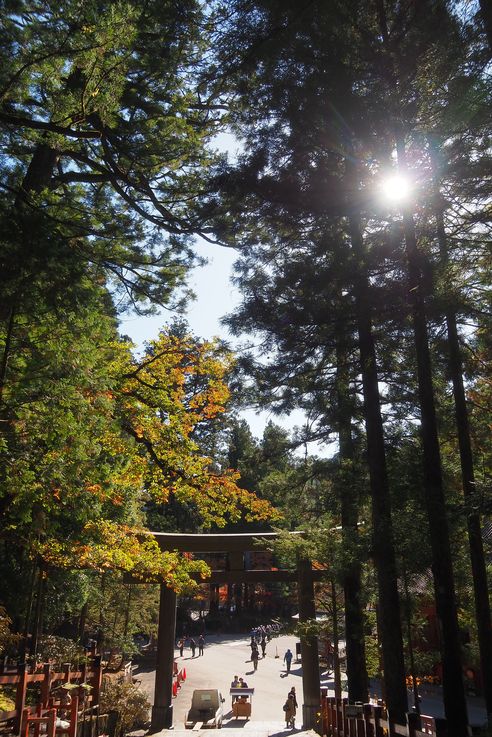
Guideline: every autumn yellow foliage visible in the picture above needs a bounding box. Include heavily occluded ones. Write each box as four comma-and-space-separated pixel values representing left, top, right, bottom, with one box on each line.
33, 329, 280, 589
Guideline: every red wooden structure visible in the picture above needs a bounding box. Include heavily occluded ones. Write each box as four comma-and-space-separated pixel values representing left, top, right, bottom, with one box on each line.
320, 692, 448, 737
0, 656, 103, 736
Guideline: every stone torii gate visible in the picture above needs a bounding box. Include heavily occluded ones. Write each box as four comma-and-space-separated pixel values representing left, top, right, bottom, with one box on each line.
148, 532, 326, 733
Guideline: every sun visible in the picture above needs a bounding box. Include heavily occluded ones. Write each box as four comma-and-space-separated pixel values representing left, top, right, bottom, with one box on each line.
380, 174, 412, 203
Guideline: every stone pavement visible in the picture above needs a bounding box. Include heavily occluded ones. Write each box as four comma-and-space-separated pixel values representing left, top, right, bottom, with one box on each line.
137, 633, 307, 726
152, 727, 318, 737
134, 632, 489, 732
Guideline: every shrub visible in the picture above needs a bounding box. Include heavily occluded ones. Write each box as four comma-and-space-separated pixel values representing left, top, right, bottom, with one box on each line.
0, 687, 15, 712
35, 636, 86, 666
98, 678, 150, 737
0, 607, 19, 656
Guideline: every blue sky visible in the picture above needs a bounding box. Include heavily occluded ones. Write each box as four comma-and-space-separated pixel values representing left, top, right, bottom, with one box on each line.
118, 238, 238, 346
118, 130, 320, 446
118, 237, 310, 440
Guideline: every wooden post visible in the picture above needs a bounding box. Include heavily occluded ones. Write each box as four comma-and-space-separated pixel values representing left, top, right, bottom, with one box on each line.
40, 663, 52, 706
434, 717, 448, 737
355, 711, 366, 737
90, 655, 102, 707
328, 698, 335, 734
34, 703, 42, 737
320, 688, 326, 735
363, 703, 373, 735
406, 711, 420, 737
150, 584, 177, 732
333, 697, 341, 735
47, 707, 56, 737
15, 663, 29, 734
20, 707, 30, 737
68, 694, 79, 737
341, 697, 349, 736
373, 704, 384, 737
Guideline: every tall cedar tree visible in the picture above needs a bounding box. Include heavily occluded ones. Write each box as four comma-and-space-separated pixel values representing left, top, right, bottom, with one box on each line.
216, 0, 408, 720
213, 0, 492, 729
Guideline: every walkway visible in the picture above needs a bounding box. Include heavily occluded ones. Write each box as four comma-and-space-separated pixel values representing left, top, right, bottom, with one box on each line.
135, 632, 488, 732
152, 727, 318, 737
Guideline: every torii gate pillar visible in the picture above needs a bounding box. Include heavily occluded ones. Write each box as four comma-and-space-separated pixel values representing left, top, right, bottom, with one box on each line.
151, 584, 177, 732
298, 557, 321, 731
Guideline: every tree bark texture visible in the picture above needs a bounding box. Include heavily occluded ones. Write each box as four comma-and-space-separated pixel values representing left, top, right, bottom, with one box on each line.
433, 188, 492, 718
479, 0, 492, 54
399, 178, 468, 734
347, 194, 408, 723
335, 332, 368, 703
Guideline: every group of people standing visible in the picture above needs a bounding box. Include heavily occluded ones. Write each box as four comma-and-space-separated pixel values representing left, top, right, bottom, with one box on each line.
230, 675, 249, 690
250, 623, 278, 642
232, 672, 297, 728
176, 634, 205, 658
250, 635, 267, 670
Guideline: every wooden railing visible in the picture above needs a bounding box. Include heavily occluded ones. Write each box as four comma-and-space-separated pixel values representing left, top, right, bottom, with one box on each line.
0, 657, 103, 735
320, 692, 448, 737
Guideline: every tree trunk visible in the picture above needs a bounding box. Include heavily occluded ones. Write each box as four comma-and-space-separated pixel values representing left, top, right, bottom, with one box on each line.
210, 584, 219, 613
99, 573, 106, 649
123, 585, 132, 638
31, 565, 46, 658
15, 143, 60, 207
346, 174, 408, 723
430, 144, 492, 718
22, 559, 38, 659
479, 0, 492, 54
0, 304, 16, 408
398, 139, 468, 735
335, 330, 368, 703
235, 583, 243, 616
78, 601, 88, 644
403, 567, 421, 716
0, 303, 18, 520
330, 579, 342, 701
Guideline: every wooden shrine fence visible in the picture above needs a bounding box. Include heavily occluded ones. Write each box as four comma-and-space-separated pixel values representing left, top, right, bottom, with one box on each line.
0, 656, 115, 737
320, 693, 448, 737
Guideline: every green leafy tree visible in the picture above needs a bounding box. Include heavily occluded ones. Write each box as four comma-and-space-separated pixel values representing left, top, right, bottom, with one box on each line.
0, 0, 225, 311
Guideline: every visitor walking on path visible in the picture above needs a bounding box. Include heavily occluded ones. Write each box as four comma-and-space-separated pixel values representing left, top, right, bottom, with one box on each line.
260, 637, 267, 658
283, 648, 293, 673
177, 639, 184, 657
288, 687, 298, 708
283, 690, 297, 729
198, 634, 204, 656
252, 647, 259, 671
190, 637, 196, 657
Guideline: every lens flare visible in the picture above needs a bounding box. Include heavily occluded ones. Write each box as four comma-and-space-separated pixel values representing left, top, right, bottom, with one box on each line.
380, 174, 412, 203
